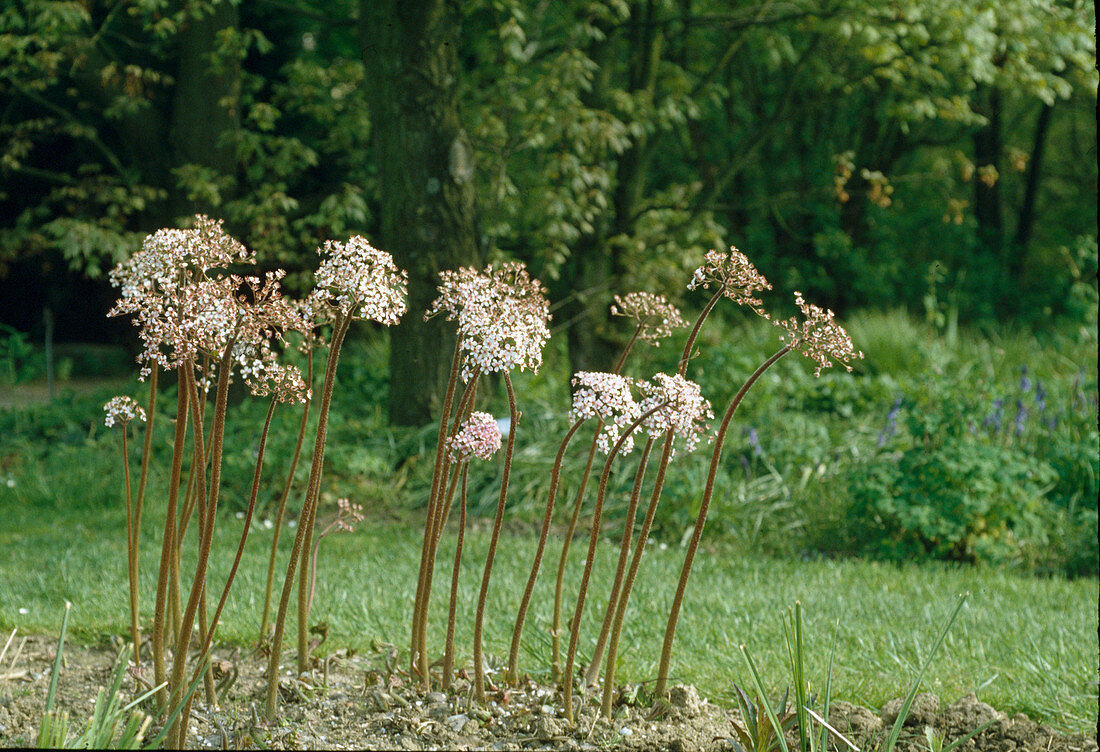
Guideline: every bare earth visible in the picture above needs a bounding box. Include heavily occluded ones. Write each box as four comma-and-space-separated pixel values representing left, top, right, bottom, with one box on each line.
0, 637, 1096, 751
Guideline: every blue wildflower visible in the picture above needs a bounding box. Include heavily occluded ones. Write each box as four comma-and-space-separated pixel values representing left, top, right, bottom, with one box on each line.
747, 426, 762, 457
877, 396, 903, 448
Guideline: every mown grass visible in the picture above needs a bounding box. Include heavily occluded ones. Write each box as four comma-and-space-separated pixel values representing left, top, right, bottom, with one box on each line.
0, 478, 1096, 733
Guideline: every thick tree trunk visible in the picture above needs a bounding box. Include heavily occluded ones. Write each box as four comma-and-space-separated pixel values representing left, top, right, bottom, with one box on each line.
169, 0, 240, 218
360, 0, 480, 426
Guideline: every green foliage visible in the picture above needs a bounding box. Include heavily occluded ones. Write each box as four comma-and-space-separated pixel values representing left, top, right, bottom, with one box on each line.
722, 684, 797, 752
846, 432, 1057, 565
4, 0, 1095, 344
1, 324, 38, 385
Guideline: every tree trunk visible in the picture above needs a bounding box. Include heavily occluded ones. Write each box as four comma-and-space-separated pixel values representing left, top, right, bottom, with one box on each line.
1012, 103, 1054, 253
169, 0, 240, 218
360, 0, 480, 426
558, 1, 663, 376
972, 86, 1004, 258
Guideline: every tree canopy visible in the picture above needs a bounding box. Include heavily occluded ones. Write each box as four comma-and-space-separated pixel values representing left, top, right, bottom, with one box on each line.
1, 0, 1095, 421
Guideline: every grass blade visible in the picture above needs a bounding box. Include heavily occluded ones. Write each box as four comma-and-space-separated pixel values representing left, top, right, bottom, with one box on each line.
883, 592, 969, 752
941, 719, 997, 752
739, 643, 791, 752
44, 601, 71, 714
144, 657, 209, 750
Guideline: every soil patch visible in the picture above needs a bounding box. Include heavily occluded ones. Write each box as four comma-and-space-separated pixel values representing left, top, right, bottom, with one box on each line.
0, 637, 1095, 751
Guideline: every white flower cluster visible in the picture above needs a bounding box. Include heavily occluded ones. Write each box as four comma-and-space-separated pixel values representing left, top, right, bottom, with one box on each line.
569, 371, 641, 454
610, 292, 686, 345
638, 373, 714, 455
311, 236, 408, 325
447, 412, 503, 462
108, 216, 312, 383
427, 262, 551, 382
688, 247, 772, 317
104, 395, 147, 427
774, 292, 863, 377
234, 340, 310, 404
109, 218, 244, 377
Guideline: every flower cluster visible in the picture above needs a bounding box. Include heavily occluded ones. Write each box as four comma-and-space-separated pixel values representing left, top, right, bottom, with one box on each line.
688, 248, 772, 317
447, 412, 503, 462
610, 292, 686, 345
427, 262, 551, 381
109, 216, 314, 384
774, 292, 863, 376
333, 497, 365, 533
109, 217, 245, 377
235, 340, 310, 404
637, 373, 714, 454
569, 372, 642, 454
311, 236, 408, 325
103, 396, 147, 427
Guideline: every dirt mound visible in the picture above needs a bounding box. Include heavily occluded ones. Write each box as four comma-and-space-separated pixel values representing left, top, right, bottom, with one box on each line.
0, 638, 1095, 751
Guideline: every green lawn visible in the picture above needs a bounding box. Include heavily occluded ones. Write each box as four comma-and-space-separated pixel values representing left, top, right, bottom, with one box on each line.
1, 486, 1096, 733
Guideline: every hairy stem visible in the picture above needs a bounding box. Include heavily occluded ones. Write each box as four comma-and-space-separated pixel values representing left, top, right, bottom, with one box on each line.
170, 341, 235, 749
655, 344, 792, 696
411, 344, 462, 679
260, 352, 313, 642
677, 287, 725, 376
584, 437, 654, 688
296, 318, 353, 674
121, 430, 140, 668
473, 373, 518, 703
550, 428, 600, 683
507, 419, 586, 684
414, 371, 478, 686
600, 430, 675, 716
441, 464, 469, 690
179, 395, 277, 741
151, 366, 189, 713
130, 366, 158, 662
563, 402, 666, 724
265, 314, 349, 720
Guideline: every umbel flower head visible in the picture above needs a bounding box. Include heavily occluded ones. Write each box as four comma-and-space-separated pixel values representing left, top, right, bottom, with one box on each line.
333, 497, 365, 533
688, 247, 772, 317
610, 292, 687, 345
104, 396, 147, 427
569, 371, 642, 454
310, 236, 408, 324
427, 262, 551, 382
234, 340, 310, 404
448, 412, 503, 462
774, 292, 863, 377
109, 216, 245, 377
637, 373, 714, 455
108, 216, 312, 384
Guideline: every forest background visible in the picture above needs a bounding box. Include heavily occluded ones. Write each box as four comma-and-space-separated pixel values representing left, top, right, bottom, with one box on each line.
0, 0, 1097, 576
